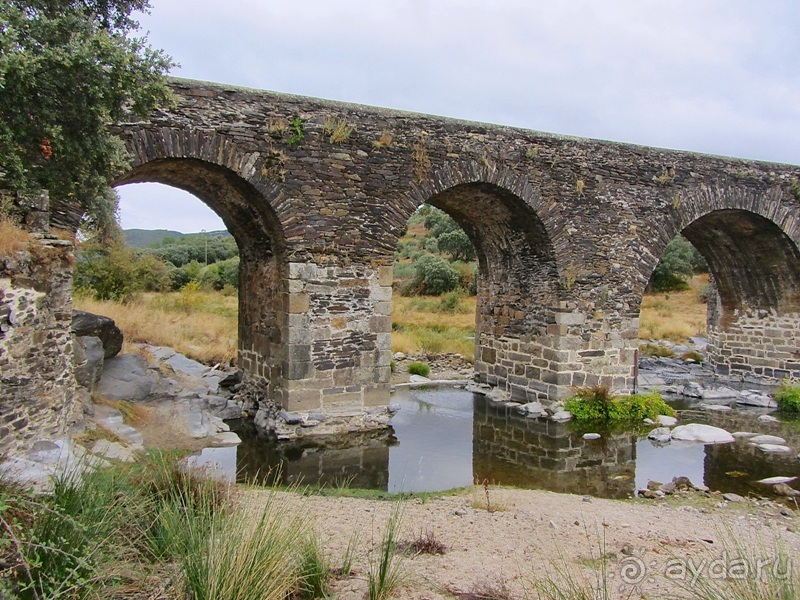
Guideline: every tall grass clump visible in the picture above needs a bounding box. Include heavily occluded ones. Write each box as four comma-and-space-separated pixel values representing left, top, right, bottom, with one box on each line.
368, 504, 406, 600
0, 451, 317, 599
672, 526, 798, 600
297, 533, 332, 599
0, 471, 116, 599
774, 380, 800, 414
182, 491, 310, 600
565, 387, 674, 425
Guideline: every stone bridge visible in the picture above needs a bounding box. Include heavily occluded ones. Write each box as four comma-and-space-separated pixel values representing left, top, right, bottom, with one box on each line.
87, 79, 800, 415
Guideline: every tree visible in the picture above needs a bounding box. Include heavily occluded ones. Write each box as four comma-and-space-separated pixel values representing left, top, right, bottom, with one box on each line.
649, 236, 702, 292
0, 1, 173, 234
407, 253, 461, 295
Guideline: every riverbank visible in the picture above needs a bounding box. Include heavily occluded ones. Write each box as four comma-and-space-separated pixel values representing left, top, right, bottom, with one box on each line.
255, 483, 800, 599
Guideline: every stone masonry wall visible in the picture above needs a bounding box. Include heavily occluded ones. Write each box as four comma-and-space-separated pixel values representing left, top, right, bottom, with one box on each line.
707, 271, 800, 381
106, 79, 800, 411
0, 220, 78, 454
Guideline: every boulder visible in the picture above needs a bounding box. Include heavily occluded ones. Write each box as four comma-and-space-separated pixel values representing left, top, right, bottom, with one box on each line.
773, 483, 800, 497
648, 427, 672, 443
516, 401, 545, 417
657, 415, 678, 427
71, 310, 123, 358
749, 435, 787, 445
758, 415, 780, 423
737, 391, 778, 408
756, 444, 792, 453
95, 354, 152, 402
73, 335, 105, 388
550, 410, 572, 423
671, 423, 734, 444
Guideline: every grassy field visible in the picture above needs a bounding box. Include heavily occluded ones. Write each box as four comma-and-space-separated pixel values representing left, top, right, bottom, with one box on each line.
638, 275, 708, 341
76, 278, 708, 367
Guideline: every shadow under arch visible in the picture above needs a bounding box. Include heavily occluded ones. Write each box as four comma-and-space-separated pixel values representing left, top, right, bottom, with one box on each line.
113, 157, 288, 394
644, 207, 800, 379
419, 180, 562, 401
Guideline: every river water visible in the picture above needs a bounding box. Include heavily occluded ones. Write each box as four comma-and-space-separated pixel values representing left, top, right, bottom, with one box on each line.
217, 387, 800, 499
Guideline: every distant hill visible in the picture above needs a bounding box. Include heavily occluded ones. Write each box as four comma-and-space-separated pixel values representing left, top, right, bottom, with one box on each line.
124, 229, 231, 248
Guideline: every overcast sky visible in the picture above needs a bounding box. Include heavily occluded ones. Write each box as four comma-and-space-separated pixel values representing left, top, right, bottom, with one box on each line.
117, 0, 800, 232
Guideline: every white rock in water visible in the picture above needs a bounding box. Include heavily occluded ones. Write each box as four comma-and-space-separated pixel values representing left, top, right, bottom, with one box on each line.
758, 414, 779, 423
757, 444, 792, 453
517, 401, 545, 416
749, 435, 787, 445
409, 374, 432, 383
756, 476, 797, 485
737, 391, 778, 408
732, 431, 759, 438
671, 424, 735, 444
647, 427, 672, 444
550, 410, 572, 422
583, 433, 601, 440
657, 415, 678, 427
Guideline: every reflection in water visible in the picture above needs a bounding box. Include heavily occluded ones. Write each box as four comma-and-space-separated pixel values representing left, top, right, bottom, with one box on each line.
231, 419, 393, 490
226, 388, 800, 499
472, 398, 637, 498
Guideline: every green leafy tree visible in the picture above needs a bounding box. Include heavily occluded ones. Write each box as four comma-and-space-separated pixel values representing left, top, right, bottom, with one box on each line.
407, 253, 461, 295
0, 0, 173, 234
436, 229, 475, 262
73, 241, 170, 301
649, 236, 703, 292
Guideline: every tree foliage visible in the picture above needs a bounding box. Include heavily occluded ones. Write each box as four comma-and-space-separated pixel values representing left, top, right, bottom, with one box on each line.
407, 253, 461, 295
649, 236, 707, 292
0, 0, 173, 233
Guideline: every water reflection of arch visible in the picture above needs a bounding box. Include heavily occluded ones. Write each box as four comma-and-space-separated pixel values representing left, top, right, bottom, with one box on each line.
472, 396, 637, 499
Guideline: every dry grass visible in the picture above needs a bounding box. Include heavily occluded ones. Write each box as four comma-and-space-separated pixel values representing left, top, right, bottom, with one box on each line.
391, 295, 476, 359
0, 218, 32, 256
75, 276, 705, 368
639, 275, 708, 342
75, 291, 238, 367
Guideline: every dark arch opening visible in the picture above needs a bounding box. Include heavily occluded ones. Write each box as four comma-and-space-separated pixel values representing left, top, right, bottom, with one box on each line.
113, 157, 285, 259
426, 182, 558, 339
681, 209, 800, 320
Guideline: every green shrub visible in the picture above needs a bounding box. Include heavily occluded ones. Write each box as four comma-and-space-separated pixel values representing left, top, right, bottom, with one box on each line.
406, 253, 460, 295
774, 380, 800, 413
565, 387, 674, 424
407, 362, 430, 377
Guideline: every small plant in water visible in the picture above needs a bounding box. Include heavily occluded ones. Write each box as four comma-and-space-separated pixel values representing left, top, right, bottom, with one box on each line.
407, 361, 430, 377
774, 379, 800, 414
565, 386, 674, 424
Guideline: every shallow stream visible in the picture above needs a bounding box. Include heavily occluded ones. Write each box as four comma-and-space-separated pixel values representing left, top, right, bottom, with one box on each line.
207, 387, 800, 499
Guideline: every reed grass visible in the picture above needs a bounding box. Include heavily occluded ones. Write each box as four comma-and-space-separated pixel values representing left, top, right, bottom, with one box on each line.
368, 504, 406, 600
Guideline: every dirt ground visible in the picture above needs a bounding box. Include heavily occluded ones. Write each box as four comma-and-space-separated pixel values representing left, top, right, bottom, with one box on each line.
249, 486, 800, 599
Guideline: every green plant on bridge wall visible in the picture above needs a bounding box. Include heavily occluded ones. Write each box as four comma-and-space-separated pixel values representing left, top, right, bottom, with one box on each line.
288, 117, 304, 145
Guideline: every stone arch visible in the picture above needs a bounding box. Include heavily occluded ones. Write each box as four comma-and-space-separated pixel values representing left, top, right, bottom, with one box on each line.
113, 128, 290, 393
407, 160, 565, 400
637, 184, 800, 315
639, 184, 800, 379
